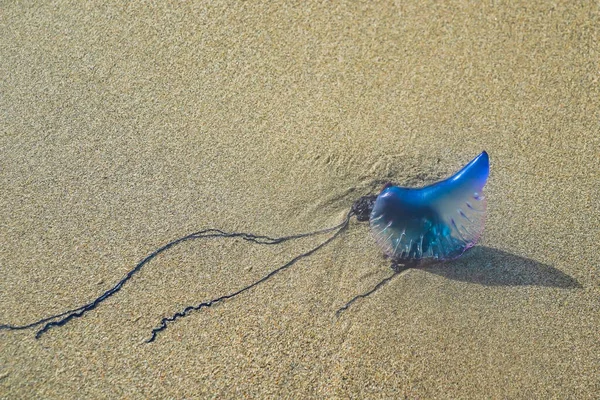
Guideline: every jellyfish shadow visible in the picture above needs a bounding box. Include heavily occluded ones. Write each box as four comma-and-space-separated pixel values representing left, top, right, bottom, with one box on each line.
337, 246, 581, 315
424, 246, 582, 288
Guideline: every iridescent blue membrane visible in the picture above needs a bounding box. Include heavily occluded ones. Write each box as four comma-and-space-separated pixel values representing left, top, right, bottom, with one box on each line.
370, 151, 489, 263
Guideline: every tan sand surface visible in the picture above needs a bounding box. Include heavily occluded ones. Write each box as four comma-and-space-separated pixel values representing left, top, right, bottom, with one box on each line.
1, 1, 599, 398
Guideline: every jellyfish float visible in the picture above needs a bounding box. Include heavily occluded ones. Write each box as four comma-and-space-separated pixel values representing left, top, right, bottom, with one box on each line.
371, 151, 489, 264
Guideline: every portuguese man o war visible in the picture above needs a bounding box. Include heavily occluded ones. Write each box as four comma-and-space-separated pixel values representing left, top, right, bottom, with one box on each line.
370, 151, 489, 263
0, 152, 489, 343
338, 151, 489, 315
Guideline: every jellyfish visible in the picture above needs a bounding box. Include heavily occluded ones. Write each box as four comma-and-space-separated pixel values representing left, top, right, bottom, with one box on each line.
370, 151, 489, 264
1, 152, 489, 342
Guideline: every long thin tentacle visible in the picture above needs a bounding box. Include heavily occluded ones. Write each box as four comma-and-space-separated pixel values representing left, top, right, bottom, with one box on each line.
335, 262, 411, 316
146, 211, 353, 343
1, 215, 351, 339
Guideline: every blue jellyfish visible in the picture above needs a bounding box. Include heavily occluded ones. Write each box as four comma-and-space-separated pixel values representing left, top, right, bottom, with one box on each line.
370, 151, 489, 263
1, 151, 490, 341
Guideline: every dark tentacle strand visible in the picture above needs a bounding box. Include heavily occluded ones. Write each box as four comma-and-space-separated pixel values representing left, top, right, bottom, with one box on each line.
0, 308, 83, 332
335, 262, 410, 316
351, 194, 378, 222
1, 213, 353, 339
146, 212, 352, 343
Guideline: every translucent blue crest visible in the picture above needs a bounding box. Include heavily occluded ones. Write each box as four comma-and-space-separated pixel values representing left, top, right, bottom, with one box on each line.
370, 151, 489, 263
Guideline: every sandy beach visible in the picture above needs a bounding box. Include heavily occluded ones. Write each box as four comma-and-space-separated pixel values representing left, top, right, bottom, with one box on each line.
1, 1, 598, 398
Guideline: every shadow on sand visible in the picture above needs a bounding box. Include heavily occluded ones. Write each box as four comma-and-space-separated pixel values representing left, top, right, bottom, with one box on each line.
337, 246, 581, 315
424, 246, 582, 288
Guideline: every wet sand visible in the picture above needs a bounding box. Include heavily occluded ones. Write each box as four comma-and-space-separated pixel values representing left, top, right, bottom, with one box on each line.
1, 1, 599, 398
